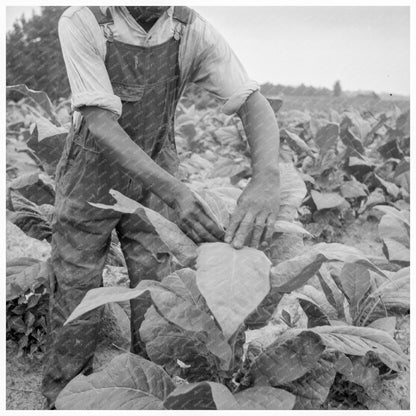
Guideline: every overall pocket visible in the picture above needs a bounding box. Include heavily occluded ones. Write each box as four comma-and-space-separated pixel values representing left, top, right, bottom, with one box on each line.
57, 127, 100, 200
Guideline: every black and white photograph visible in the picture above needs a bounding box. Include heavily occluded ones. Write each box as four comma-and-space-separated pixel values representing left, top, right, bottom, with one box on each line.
4, 1, 412, 411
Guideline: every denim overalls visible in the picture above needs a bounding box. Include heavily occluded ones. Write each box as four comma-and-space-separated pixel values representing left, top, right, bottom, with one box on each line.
42, 6, 195, 405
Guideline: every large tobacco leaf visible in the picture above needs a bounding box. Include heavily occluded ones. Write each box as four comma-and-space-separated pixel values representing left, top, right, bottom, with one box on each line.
159, 271, 232, 369
313, 122, 339, 154
281, 128, 314, 157
311, 190, 348, 211
340, 180, 368, 199
342, 355, 380, 389
270, 243, 386, 292
284, 353, 338, 409
378, 213, 410, 248
164, 381, 239, 410
370, 269, 409, 311
339, 262, 371, 320
233, 386, 295, 410
65, 276, 232, 370
278, 161, 307, 221
9, 171, 55, 205
271, 250, 326, 292
56, 354, 174, 410
139, 271, 226, 378
270, 242, 386, 292
7, 190, 52, 242
171, 268, 209, 312
193, 188, 230, 230
250, 331, 325, 385
317, 264, 346, 318
296, 292, 331, 327
374, 207, 410, 264
373, 174, 400, 199
27, 116, 68, 175
6, 257, 40, 277
300, 284, 338, 319
244, 287, 284, 329
252, 325, 407, 384
196, 242, 271, 340
382, 239, 410, 264
7, 84, 62, 126
6, 259, 50, 301
368, 317, 397, 338
373, 205, 410, 227
273, 220, 312, 236
90, 189, 197, 267
140, 306, 219, 380
340, 117, 365, 154
308, 326, 407, 372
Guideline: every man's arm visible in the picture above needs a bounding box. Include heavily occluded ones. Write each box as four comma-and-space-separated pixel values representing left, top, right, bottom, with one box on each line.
80, 107, 224, 243
184, 13, 280, 249
224, 91, 281, 249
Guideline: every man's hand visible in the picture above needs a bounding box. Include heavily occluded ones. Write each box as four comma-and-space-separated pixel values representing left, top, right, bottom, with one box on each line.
226, 90, 281, 249
225, 171, 280, 249
172, 186, 225, 244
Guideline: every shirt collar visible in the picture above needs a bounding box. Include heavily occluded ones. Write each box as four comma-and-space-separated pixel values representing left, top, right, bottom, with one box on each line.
100, 6, 174, 18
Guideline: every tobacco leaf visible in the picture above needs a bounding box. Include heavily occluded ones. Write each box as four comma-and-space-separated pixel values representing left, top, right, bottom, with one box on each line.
140, 306, 219, 380
309, 325, 407, 372
66, 275, 232, 370
296, 293, 331, 327
368, 316, 397, 338
340, 180, 368, 199
382, 239, 410, 264
7, 190, 52, 242
311, 190, 348, 211
244, 287, 284, 329
378, 214, 409, 247
339, 262, 371, 320
233, 386, 295, 410
284, 353, 338, 409
6, 259, 50, 301
9, 171, 55, 205
196, 242, 270, 340
164, 382, 239, 410
250, 331, 325, 385
7, 84, 61, 126
270, 243, 387, 293
89, 189, 197, 267
273, 220, 312, 236
313, 123, 339, 154
56, 354, 175, 410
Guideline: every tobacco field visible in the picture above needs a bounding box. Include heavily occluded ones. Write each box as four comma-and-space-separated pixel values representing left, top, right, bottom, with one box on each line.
6, 84, 410, 410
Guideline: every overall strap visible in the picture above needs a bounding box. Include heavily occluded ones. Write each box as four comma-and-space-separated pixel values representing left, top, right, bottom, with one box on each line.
172, 6, 196, 25
88, 6, 114, 41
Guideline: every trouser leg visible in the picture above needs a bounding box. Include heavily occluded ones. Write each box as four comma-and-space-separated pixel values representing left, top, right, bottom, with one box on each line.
41, 196, 119, 405
116, 190, 175, 356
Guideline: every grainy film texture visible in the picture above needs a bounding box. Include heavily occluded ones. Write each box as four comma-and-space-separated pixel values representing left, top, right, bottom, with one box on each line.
6, 5, 410, 410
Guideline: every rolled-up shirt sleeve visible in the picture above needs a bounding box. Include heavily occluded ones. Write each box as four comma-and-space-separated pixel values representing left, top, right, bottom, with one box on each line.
188, 15, 260, 115
58, 9, 122, 117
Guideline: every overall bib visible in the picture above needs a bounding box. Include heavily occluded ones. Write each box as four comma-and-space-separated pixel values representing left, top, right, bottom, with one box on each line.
41, 6, 195, 404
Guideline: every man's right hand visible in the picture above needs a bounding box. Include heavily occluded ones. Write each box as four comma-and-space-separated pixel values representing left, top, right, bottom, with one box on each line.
171, 186, 225, 244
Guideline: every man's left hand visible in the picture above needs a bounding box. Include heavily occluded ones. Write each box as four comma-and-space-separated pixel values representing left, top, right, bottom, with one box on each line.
225, 174, 280, 249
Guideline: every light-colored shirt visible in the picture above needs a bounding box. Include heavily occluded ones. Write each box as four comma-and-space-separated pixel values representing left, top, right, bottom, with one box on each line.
58, 6, 259, 119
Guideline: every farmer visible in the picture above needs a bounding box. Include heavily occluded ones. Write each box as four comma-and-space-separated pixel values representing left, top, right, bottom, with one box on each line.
42, 6, 281, 408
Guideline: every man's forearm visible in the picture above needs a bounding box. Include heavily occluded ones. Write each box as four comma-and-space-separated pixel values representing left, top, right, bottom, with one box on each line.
237, 90, 280, 180
80, 107, 184, 205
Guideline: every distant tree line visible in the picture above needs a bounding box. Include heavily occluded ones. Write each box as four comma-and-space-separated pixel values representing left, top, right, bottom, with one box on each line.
6, 6, 69, 102
260, 82, 338, 97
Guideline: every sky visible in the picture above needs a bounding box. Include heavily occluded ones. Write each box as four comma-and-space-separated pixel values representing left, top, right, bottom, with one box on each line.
5, 5, 410, 95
